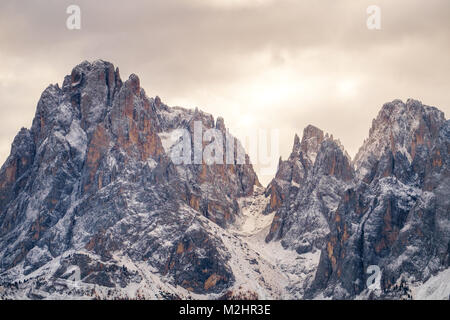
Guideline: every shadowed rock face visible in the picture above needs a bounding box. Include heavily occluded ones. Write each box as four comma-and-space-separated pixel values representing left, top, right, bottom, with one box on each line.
0, 60, 259, 294
265, 126, 355, 252
264, 125, 352, 215
265, 100, 449, 299
264, 126, 325, 214
0, 61, 447, 300
306, 100, 449, 299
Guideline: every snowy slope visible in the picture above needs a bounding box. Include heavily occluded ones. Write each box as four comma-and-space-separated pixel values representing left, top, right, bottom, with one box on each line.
412, 268, 450, 300
0, 61, 448, 301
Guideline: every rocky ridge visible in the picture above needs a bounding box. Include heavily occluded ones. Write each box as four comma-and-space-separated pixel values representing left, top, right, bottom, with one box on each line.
0, 61, 448, 300
0, 60, 262, 298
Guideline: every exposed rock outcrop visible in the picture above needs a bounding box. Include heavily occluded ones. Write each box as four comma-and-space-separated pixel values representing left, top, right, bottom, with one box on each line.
307, 100, 449, 299
0, 60, 259, 296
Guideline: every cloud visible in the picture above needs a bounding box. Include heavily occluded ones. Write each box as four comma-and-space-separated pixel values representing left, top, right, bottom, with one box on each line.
0, 0, 449, 184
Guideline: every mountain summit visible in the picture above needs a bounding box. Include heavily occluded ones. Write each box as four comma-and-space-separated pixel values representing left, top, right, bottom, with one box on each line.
0, 60, 261, 298
0, 61, 448, 300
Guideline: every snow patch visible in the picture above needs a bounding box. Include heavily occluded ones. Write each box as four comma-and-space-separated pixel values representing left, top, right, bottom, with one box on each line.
413, 268, 450, 300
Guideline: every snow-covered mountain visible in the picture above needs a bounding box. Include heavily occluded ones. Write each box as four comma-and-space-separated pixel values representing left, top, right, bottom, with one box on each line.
0, 60, 262, 299
0, 61, 448, 300
307, 100, 449, 299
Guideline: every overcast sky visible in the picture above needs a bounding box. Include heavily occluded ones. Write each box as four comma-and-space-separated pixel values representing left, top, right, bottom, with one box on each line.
0, 0, 449, 184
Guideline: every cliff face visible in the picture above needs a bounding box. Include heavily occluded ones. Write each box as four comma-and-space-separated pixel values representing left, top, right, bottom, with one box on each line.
265, 100, 449, 299
310, 100, 449, 299
0, 60, 260, 296
0, 61, 448, 300
264, 125, 354, 252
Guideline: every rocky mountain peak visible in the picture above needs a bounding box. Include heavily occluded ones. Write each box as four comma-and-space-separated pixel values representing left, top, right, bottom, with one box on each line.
307, 100, 449, 299
291, 133, 301, 154
264, 124, 352, 216
265, 125, 355, 240
354, 99, 445, 179
312, 139, 354, 182
297, 125, 324, 163
215, 116, 226, 132
0, 61, 448, 301
0, 60, 262, 297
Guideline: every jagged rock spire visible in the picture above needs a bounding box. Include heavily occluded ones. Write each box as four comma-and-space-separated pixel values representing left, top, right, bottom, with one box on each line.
0, 60, 260, 296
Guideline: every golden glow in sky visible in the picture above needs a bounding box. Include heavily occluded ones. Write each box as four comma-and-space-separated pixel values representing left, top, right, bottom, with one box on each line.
0, 0, 449, 184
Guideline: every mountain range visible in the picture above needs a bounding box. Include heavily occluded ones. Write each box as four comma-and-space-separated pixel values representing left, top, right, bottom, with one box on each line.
0, 60, 448, 300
